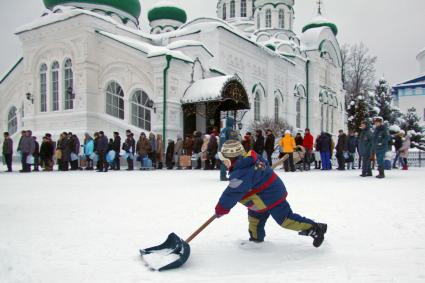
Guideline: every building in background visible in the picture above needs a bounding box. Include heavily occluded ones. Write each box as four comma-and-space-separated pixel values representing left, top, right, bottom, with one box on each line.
392, 48, 425, 125
0, 0, 345, 146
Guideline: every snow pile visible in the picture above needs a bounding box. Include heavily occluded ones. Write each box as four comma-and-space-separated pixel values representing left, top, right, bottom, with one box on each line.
182, 75, 235, 103
141, 249, 180, 271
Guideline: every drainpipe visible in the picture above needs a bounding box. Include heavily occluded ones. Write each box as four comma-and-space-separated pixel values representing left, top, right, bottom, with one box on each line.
306, 59, 310, 129
163, 55, 172, 146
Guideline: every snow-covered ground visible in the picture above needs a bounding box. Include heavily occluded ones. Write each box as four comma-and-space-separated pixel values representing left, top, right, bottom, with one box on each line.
1, 168, 425, 283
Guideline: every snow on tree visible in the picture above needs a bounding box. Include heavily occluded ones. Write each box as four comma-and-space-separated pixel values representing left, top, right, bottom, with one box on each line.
369, 78, 399, 124
399, 107, 425, 149
347, 94, 370, 132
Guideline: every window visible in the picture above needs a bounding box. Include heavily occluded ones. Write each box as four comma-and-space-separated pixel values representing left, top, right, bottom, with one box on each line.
51, 61, 59, 111
241, 0, 247, 17
223, 3, 226, 20
254, 91, 261, 121
64, 59, 73, 110
296, 98, 301, 128
278, 9, 285, 28
257, 13, 260, 29
106, 81, 124, 119
7, 106, 18, 135
40, 64, 47, 112
265, 9, 271, 28
131, 90, 151, 131
274, 97, 279, 122
230, 0, 235, 18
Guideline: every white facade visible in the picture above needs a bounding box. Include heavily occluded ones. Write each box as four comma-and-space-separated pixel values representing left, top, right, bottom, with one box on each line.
0, 0, 345, 146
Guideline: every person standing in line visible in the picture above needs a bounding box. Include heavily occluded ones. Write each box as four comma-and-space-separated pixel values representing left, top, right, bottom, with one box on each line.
193, 131, 203, 170
70, 134, 80, 170
156, 134, 164, 170
302, 128, 314, 171
2, 132, 13, 172
136, 132, 152, 168
174, 134, 184, 170
278, 130, 296, 172
96, 131, 109, 172
17, 130, 25, 154
207, 133, 218, 170
346, 131, 358, 170
295, 133, 304, 147
358, 121, 373, 177
336, 130, 348, 170
166, 139, 175, 170
32, 136, 40, 172
316, 132, 331, 170
264, 129, 275, 167
20, 130, 35, 173
40, 136, 54, 171
313, 135, 322, 169
183, 135, 194, 170
122, 131, 135, 171
372, 117, 390, 179
83, 133, 94, 170
112, 132, 121, 170
253, 130, 265, 156
242, 132, 253, 152
148, 133, 157, 169
392, 131, 404, 169
398, 133, 411, 171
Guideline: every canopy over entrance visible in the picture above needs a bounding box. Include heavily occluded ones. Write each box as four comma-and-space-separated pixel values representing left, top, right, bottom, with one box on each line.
182, 75, 250, 135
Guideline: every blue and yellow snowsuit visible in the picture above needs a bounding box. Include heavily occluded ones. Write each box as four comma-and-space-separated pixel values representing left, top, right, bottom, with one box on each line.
215, 151, 315, 242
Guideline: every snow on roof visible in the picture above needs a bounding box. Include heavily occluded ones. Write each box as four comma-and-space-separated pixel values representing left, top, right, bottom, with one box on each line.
166, 40, 213, 56
299, 26, 329, 51
181, 75, 234, 104
96, 30, 194, 62
150, 0, 183, 10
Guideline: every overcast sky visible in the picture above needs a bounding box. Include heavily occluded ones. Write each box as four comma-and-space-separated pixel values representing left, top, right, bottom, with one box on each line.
1, 0, 424, 85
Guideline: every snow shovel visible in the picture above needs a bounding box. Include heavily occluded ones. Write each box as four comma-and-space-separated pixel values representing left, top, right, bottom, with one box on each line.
139, 215, 217, 271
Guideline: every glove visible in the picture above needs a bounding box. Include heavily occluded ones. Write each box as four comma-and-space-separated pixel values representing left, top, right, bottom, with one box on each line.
215, 203, 230, 218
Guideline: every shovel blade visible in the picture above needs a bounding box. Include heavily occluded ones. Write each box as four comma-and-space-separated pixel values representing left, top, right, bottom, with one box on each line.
140, 233, 191, 271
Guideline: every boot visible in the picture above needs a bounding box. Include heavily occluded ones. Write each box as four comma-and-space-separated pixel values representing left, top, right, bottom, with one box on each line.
402, 165, 408, 171
299, 223, 327, 248
376, 167, 385, 179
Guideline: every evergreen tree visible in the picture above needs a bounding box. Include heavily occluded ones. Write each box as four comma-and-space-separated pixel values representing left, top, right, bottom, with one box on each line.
400, 107, 425, 149
370, 78, 396, 123
347, 94, 370, 132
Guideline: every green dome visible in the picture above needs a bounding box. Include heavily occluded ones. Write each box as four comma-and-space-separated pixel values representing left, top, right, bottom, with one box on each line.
302, 15, 338, 36
43, 0, 141, 19
148, 1, 187, 23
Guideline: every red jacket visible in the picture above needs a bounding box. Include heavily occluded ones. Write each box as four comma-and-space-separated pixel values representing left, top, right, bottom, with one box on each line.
303, 133, 314, 151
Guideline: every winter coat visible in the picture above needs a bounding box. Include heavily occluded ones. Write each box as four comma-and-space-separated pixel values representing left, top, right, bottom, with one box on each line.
358, 126, 373, 157
40, 140, 54, 160
174, 137, 184, 157
20, 136, 35, 154
166, 140, 175, 164
219, 117, 237, 150
302, 133, 314, 151
393, 135, 403, 151
278, 134, 296, 153
207, 134, 218, 157
33, 141, 40, 157
96, 136, 109, 153
156, 134, 164, 161
399, 136, 411, 158
84, 139, 94, 156
336, 134, 348, 153
265, 134, 275, 154
122, 136, 135, 154
372, 125, 390, 154
113, 136, 121, 152
242, 135, 252, 152
316, 133, 331, 153
216, 150, 287, 215
149, 134, 156, 153
295, 135, 304, 146
2, 137, 13, 155
193, 132, 203, 154
72, 136, 80, 155
347, 136, 358, 153
253, 133, 265, 155
183, 137, 194, 156
136, 137, 151, 156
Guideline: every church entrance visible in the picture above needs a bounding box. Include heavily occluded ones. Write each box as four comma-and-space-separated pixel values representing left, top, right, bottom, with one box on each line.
182, 75, 250, 136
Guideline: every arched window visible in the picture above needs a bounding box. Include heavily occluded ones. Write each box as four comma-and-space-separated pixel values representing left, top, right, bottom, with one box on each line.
274, 97, 279, 122
296, 98, 301, 128
40, 64, 47, 112
254, 91, 261, 121
241, 0, 247, 17
265, 9, 271, 28
51, 61, 59, 111
131, 90, 151, 131
278, 9, 285, 28
7, 107, 18, 135
230, 0, 235, 18
223, 3, 227, 20
64, 59, 73, 110
257, 13, 260, 29
106, 81, 124, 119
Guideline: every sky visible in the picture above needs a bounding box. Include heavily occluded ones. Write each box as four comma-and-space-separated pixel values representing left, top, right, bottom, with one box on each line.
0, 0, 424, 85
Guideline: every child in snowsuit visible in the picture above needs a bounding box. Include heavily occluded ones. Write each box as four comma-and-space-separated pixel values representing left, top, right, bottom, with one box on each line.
215, 140, 327, 248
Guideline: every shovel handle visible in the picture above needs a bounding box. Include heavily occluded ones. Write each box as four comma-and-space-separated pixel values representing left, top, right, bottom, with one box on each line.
185, 215, 217, 243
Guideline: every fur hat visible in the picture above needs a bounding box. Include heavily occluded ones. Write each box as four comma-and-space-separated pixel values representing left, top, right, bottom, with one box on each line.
221, 140, 246, 159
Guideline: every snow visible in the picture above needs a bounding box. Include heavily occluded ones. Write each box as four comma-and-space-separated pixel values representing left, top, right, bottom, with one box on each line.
389, 125, 401, 132
1, 168, 425, 282
96, 30, 194, 63
182, 75, 235, 103
150, 0, 183, 10
141, 249, 180, 271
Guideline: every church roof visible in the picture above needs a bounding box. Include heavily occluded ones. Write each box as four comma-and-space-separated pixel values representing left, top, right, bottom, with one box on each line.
302, 14, 338, 36
182, 75, 234, 104
148, 1, 187, 23
43, 0, 141, 20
